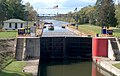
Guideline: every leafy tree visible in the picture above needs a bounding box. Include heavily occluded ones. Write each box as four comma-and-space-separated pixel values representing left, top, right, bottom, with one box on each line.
115, 2, 120, 27
0, 0, 38, 27
0, 0, 8, 25
6, 0, 27, 20
25, 2, 37, 21
95, 0, 117, 27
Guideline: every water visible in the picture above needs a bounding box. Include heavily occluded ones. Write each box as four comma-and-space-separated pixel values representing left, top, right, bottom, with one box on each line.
40, 60, 107, 76
39, 20, 114, 76
42, 20, 77, 37
43, 20, 69, 32
47, 61, 92, 76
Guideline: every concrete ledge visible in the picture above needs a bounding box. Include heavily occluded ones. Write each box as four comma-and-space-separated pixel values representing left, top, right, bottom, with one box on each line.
66, 27, 87, 37
93, 56, 120, 76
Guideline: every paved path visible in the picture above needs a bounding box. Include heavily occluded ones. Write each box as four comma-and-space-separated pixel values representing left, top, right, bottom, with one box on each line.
23, 59, 39, 76
66, 26, 88, 37
93, 56, 120, 76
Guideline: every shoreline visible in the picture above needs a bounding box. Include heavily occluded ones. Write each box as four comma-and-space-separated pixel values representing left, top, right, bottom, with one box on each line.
93, 56, 120, 76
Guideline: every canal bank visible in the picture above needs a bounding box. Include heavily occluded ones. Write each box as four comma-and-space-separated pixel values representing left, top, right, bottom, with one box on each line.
66, 26, 87, 37
65, 25, 120, 76
93, 56, 120, 76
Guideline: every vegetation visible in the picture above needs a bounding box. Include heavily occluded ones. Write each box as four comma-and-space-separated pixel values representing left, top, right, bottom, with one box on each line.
0, 61, 32, 76
113, 63, 120, 69
0, 0, 38, 26
95, 0, 117, 27
0, 30, 17, 38
115, 3, 120, 27
69, 24, 101, 36
56, 0, 119, 27
0, 51, 14, 70
69, 24, 120, 37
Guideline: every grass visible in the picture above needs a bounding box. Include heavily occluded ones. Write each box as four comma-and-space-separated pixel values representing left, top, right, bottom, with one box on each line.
0, 61, 32, 76
69, 24, 120, 37
0, 30, 17, 38
112, 28, 120, 37
113, 63, 120, 69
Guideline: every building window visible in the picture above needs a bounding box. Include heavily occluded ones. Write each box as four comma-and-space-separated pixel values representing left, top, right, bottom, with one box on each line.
9, 23, 12, 28
15, 23, 17, 29
21, 23, 23, 28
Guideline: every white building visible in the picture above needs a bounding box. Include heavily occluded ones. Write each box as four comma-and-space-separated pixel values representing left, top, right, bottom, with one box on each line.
3, 19, 25, 30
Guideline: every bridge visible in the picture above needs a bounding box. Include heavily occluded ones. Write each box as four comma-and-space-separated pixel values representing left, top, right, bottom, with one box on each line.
38, 14, 72, 20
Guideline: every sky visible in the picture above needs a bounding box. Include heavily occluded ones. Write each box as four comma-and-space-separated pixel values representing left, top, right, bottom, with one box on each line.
22, 0, 119, 15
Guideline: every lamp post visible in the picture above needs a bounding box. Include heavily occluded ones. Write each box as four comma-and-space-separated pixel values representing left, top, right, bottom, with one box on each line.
74, 7, 78, 29
25, 4, 29, 34
26, 11, 29, 34
37, 14, 40, 26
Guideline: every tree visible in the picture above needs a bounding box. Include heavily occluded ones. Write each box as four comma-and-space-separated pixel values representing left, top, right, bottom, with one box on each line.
6, 0, 26, 20
67, 12, 75, 23
74, 6, 95, 24
115, 2, 120, 27
0, 0, 27, 24
25, 2, 37, 21
83, 6, 96, 24
95, 0, 117, 27
0, 0, 8, 25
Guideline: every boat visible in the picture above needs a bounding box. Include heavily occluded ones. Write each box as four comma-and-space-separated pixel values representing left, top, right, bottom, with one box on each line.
48, 25, 54, 30
43, 26, 46, 28
61, 25, 65, 28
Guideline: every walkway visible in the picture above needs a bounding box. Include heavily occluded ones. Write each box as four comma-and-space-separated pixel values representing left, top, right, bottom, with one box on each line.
93, 56, 120, 76
23, 59, 39, 76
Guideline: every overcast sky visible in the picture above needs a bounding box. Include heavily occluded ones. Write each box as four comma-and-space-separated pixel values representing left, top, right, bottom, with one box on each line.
22, 0, 119, 15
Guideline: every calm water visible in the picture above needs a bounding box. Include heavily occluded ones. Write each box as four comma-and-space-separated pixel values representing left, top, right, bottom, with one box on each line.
40, 20, 114, 76
40, 60, 110, 76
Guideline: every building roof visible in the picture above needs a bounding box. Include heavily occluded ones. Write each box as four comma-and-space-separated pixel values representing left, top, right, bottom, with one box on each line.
4, 19, 24, 23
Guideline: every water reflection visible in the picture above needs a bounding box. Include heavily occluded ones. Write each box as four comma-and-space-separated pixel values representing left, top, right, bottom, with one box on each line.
38, 59, 108, 76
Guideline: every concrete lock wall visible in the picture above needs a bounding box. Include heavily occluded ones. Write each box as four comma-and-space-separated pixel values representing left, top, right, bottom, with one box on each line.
25, 38, 40, 59
108, 39, 116, 60
15, 38, 25, 61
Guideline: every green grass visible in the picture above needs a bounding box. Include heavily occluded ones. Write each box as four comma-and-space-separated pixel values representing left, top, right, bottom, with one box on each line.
78, 24, 101, 35
113, 63, 120, 69
69, 24, 120, 37
112, 28, 120, 37
0, 61, 32, 76
0, 30, 17, 38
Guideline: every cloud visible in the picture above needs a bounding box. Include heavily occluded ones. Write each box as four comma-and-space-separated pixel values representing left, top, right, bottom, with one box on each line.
22, 0, 97, 14
63, 0, 96, 8
79, 0, 96, 3
61, 0, 96, 13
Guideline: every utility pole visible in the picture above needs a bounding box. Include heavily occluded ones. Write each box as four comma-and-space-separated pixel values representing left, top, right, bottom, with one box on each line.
37, 14, 40, 26
27, 10, 29, 34
74, 7, 78, 29
25, 3, 29, 34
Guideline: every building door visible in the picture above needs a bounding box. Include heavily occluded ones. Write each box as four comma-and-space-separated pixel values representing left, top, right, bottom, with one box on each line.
15, 23, 17, 29
21, 23, 23, 28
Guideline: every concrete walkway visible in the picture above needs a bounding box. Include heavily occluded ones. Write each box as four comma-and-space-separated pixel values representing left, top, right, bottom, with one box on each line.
23, 59, 39, 76
93, 56, 120, 76
66, 26, 88, 37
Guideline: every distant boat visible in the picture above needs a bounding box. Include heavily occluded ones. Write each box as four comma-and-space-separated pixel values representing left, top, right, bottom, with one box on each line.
48, 23, 54, 30
48, 25, 54, 30
61, 25, 65, 28
44, 22, 53, 29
